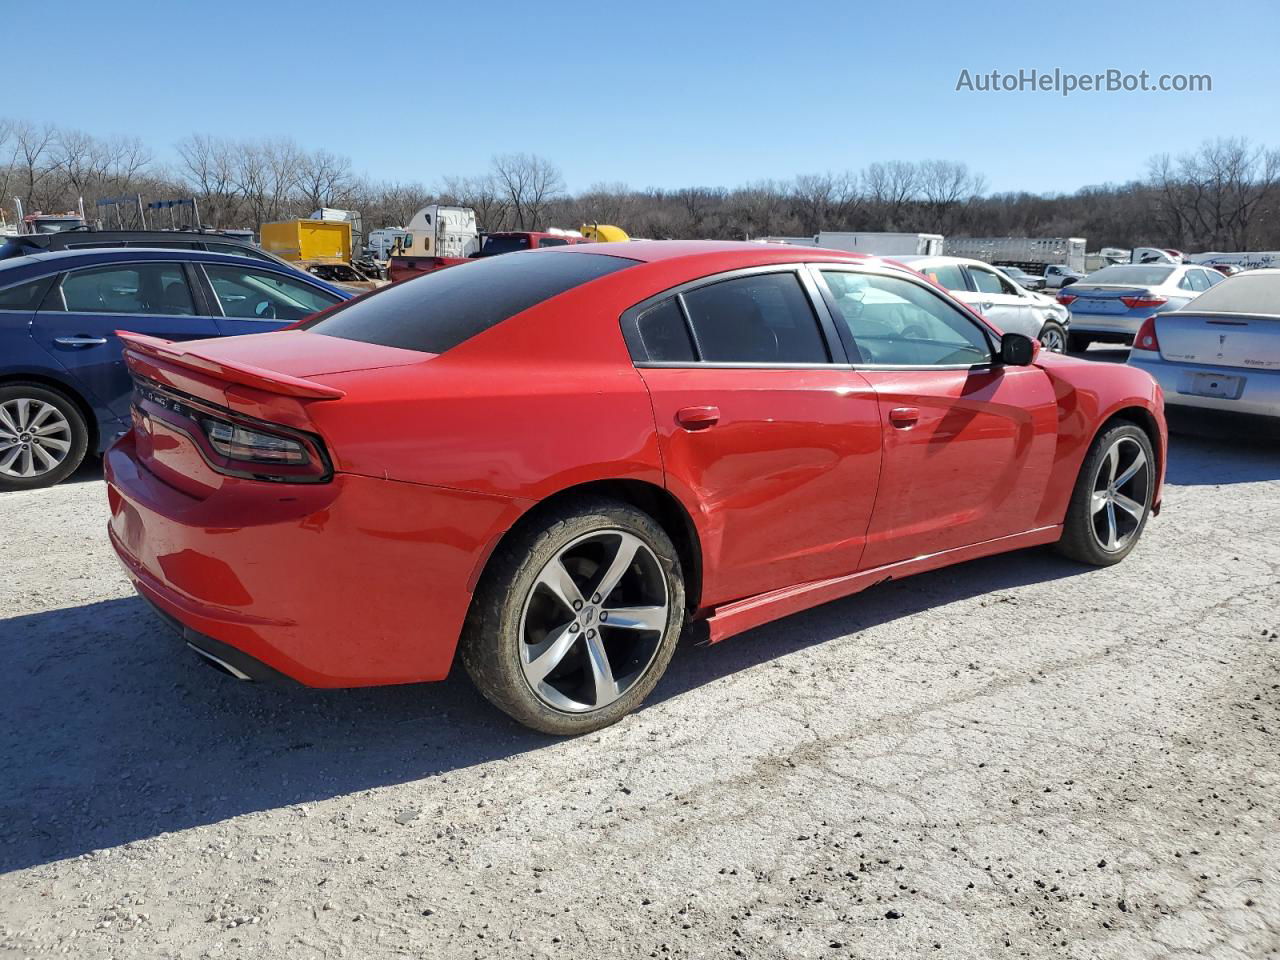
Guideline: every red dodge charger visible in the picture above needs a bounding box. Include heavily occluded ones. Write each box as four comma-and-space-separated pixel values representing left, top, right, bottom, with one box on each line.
105, 241, 1166, 734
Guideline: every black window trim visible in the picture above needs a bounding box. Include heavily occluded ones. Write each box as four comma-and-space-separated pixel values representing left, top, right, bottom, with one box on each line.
810, 263, 1002, 372
620, 264, 851, 369
194, 261, 340, 322
39, 259, 202, 318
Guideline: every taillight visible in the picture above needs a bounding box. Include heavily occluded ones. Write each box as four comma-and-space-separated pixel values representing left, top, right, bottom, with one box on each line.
1120, 294, 1168, 309
1133, 316, 1160, 352
133, 378, 332, 483
1057, 293, 1077, 305
202, 419, 310, 465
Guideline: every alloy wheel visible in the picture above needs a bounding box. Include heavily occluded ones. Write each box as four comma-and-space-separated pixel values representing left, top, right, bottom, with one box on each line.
518, 529, 669, 713
1040, 324, 1066, 353
0, 398, 74, 480
1090, 436, 1150, 552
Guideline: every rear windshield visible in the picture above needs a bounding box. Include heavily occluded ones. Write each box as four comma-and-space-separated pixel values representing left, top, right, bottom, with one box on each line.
1082, 265, 1174, 286
1179, 271, 1280, 315
302, 249, 637, 354
478, 234, 531, 257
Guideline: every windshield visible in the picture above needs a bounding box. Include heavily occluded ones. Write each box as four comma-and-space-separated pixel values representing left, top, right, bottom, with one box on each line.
478, 234, 531, 257
303, 249, 637, 354
1179, 271, 1280, 315
1082, 265, 1174, 286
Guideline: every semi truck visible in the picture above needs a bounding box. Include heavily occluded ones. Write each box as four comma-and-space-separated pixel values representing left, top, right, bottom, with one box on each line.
943, 236, 1087, 276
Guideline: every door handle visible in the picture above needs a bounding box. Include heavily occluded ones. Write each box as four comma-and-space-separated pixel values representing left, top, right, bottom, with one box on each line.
889, 406, 920, 428
675, 405, 720, 430
53, 336, 108, 346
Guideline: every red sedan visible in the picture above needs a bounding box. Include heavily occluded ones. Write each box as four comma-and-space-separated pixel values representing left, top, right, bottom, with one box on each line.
105, 241, 1166, 734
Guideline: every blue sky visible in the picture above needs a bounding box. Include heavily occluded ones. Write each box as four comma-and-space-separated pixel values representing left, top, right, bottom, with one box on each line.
7, 0, 1276, 195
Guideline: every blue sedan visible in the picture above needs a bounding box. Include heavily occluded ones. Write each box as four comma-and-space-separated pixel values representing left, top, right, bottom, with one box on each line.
0, 247, 350, 490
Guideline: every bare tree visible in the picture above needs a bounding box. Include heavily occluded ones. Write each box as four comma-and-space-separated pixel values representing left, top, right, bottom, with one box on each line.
862, 160, 920, 229
441, 174, 510, 232
296, 148, 354, 212
790, 171, 861, 234
917, 159, 986, 233
491, 153, 565, 230
176, 134, 242, 227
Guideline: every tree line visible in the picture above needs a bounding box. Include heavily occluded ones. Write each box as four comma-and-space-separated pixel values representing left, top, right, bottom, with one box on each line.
3, 117, 1279, 252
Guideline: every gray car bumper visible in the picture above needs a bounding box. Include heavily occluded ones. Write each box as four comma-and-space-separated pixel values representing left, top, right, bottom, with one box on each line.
1129, 353, 1280, 418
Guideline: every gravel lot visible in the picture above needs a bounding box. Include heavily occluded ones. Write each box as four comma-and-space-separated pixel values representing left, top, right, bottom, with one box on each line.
1, 430, 1277, 959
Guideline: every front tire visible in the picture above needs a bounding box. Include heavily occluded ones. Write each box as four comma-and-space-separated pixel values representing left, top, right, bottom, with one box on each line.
460, 497, 686, 735
1055, 422, 1155, 566
1038, 319, 1068, 353
0, 383, 89, 491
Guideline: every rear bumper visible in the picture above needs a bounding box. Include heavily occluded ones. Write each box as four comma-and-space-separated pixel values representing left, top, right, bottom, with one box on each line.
1129, 354, 1280, 418
1068, 312, 1144, 338
105, 431, 525, 687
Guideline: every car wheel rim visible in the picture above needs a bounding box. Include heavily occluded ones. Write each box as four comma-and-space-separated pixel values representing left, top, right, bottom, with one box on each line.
1041, 326, 1065, 352
0, 398, 72, 479
518, 529, 669, 714
1090, 436, 1150, 553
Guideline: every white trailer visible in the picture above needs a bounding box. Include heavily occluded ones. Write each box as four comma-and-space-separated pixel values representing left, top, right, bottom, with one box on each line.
1186, 250, 1280, 271
944, 236, 1087, 274
366, 227, 411, 261
758, 232, 944, 256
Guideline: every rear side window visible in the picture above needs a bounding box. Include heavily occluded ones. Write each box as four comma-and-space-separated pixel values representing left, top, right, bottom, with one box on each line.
303, 249, 638, 354
636, 298, 696, 362
0, 275, 54, 310
681, 272, 829, 363
919, 263, 967, 291
60, 264, 196, 316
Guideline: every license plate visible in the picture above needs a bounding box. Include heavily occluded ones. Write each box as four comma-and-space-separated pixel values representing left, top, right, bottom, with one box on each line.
1187, 372, 1243, 399
1076, 298, 1123, 314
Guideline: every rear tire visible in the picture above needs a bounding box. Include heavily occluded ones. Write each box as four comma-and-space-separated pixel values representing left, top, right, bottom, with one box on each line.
1055, 422, 1155, 566
0, 382, 89, 492
460, 497, 686, 735
1066, 331, 1091, 353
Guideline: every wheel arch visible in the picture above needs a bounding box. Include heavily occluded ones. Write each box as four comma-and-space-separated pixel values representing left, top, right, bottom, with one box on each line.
469, 478, 705, 617
0, 371, 100, 454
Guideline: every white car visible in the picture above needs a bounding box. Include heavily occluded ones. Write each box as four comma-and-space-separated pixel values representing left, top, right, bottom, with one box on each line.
1128, 268, 1280, 423
896, 255, 1071, 352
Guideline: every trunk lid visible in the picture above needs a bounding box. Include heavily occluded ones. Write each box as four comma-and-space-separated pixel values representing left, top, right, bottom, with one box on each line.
1063, 284, 1158, 314
1155, 312, 1280, 369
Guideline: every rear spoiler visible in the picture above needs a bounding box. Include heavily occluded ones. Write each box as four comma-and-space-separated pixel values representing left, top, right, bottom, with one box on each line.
117, 332, 345, 401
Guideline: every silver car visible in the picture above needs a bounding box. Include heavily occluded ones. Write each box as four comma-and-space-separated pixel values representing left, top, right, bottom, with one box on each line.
896, 255, 1071, 352
1128, 268, 1280, 420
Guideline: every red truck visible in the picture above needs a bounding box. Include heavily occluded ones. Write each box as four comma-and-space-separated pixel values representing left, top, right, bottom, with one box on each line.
388, 230, 585, 284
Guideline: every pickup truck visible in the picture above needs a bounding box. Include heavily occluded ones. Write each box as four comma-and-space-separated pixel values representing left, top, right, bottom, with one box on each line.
1042, 264, 1084, 289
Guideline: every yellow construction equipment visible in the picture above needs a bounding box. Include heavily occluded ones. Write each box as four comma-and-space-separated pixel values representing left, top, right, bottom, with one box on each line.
580, 223, 630, 243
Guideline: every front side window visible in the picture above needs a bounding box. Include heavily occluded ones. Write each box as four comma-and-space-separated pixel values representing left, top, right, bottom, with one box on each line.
821, 270, 992, 367
680, 272, 829, 364
60, 263, 195, 316
969, 266, 1015, 296
204, 264, 340, 322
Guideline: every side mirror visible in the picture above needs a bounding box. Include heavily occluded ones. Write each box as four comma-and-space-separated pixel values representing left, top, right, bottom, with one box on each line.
1000, 332, 1036, 366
